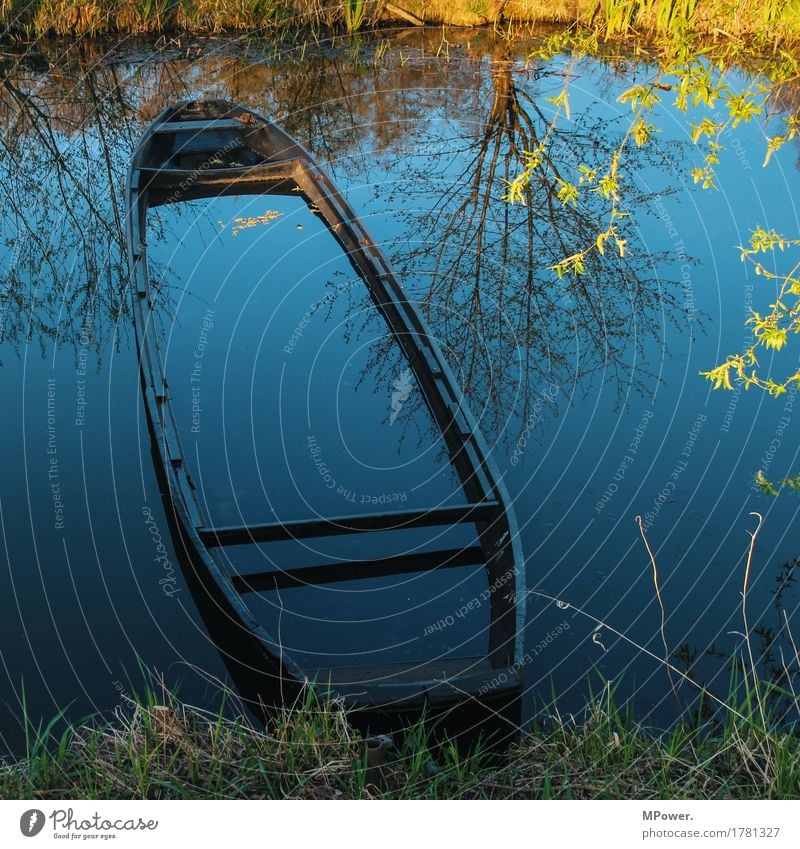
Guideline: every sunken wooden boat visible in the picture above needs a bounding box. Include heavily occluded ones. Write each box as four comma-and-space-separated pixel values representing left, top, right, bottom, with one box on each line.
126, 99, 526, 716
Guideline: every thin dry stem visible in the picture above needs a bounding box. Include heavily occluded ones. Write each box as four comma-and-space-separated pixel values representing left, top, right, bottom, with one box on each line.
635, 515, 680, 709
742, 511, 766, 730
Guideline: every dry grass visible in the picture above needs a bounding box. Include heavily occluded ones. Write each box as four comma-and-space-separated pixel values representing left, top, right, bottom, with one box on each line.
2, 673, 799, 799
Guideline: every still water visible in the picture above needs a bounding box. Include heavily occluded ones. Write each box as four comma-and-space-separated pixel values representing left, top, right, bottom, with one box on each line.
1, 31, 799, 751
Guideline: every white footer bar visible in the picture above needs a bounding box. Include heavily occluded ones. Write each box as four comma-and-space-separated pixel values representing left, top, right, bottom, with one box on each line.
1, 800, 797, 848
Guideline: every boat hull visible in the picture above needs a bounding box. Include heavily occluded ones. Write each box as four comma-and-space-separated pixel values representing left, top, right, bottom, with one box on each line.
126, 99, 527, 718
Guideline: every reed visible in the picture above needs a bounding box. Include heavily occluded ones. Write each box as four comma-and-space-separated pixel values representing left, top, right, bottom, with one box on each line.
114, 0, 178, 34
2, 1, 799, 43
2, 670, 799, 799
342, 0, 365, 32
590, 0, 800, 42
0, 679, 494, 799
31, 0, 106, 36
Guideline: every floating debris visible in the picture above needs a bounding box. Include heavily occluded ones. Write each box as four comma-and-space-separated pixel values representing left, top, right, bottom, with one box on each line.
229, 210, 282, 236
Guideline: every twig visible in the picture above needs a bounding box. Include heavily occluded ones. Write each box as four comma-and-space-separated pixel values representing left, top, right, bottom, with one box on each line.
635, 515, 680, 709
742, 512, 767, 730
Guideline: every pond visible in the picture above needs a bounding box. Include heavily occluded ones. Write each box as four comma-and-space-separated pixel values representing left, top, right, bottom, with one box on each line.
1, 30, 799, 753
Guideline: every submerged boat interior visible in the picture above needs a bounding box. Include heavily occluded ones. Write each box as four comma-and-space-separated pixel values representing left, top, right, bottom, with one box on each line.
128, 100, 525, 715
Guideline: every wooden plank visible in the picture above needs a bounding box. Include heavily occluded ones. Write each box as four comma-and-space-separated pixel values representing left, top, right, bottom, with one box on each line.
153, 119, 258, 134
199, 501, 499, 547
314, 656, 493, 687
306, 657, 523, 708
231, 545, 485, 592
137, 163, 296, 201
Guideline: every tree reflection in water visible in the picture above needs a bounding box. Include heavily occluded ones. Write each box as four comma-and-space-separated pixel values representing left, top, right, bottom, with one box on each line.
388, 47, 691, 444
0, 35, 689, 440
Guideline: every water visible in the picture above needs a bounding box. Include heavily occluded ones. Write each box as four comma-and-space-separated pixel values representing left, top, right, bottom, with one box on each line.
146, 191, 487, 671
1, 32, 799, 752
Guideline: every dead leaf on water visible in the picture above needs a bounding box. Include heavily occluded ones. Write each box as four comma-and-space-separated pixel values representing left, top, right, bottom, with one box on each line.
228, 210, 282, 236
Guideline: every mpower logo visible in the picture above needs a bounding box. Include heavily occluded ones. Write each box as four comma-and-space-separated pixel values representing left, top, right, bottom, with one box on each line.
19, 810, 45, 837
16, 808, 159, 839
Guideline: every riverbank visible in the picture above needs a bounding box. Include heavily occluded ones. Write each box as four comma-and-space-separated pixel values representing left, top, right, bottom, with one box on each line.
1, 0, 798, 44
3, 684, 799, 799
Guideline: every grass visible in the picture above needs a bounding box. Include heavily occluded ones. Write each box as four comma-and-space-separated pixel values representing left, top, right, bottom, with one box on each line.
2, 670, 799, 799
0, 682, 490, 799
342, 0, 367, 33
0, 0, 384, 38
1, 1, 799, 43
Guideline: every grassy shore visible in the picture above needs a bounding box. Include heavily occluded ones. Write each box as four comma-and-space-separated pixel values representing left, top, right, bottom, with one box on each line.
2, 680, 799, 799
1, 0, 799, 43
